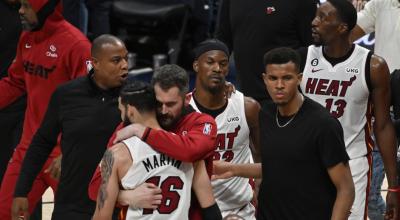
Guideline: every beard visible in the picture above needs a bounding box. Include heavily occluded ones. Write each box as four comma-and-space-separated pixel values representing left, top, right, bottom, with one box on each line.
157, 106, 184, 130
312, 36, 323, 46
20, 17, 38, 31
204, 76, 226, 95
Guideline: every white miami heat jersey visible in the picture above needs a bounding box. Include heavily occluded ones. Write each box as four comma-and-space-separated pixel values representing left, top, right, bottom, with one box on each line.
121, 136, 194, 220
189, 91, 253, 211
300, 45, 373, 159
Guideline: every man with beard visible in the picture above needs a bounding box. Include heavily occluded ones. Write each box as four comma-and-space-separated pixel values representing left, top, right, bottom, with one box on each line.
92, 81, 220, 220
89, 64, 219, 220
299, 0, 399, 219
11, 34, 127, 220
0, 0, 91, 218
189, 39, 260, 219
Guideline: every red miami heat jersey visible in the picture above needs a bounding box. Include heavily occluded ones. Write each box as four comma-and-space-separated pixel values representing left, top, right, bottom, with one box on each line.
121, 137, 194, 220
189, 91, 253, 211
300, 45, 373, 159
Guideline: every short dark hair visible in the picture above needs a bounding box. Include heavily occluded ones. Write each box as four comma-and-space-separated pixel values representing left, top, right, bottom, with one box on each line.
120, 80, 156, 113
327, 0, 357, 32
91, 34, 125, 58
151, 64, 189, 95
263, 47, 301, 72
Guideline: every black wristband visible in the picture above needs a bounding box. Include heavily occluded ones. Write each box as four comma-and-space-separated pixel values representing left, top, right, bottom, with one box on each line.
201, 203, 222, 220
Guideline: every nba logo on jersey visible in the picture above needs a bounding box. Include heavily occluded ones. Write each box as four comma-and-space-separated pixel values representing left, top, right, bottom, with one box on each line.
203, 123, 212, 135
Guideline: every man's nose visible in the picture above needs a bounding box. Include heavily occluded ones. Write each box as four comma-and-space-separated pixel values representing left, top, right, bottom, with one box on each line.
160, 105, 168, 114
276, 79, 284, 88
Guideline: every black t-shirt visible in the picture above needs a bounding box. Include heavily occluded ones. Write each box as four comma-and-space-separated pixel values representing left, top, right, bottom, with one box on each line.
216, 0, 318, 101
257, 97, 349, 220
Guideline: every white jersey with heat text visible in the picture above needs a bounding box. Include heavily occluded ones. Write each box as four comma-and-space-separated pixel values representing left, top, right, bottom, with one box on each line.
300, 45, 373, 159
121, 136, 194, 220
189, 91, 254, 212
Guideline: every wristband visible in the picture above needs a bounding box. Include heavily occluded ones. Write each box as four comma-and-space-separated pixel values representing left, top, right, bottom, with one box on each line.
201, 203, 222, 220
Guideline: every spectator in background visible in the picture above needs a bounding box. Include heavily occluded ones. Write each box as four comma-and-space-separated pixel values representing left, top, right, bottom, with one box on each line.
0, 0, 24, 183
215, 0, 318, 102
63, 0, 113, 40
86, 0, 113, 40
62, 0, 80, 30
351, 0, 400, 73
0, 0, 91, 218
350, 1, 400, 219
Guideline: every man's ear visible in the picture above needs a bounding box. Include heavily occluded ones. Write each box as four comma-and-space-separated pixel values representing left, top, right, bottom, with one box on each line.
193, 61, 199, 73
127, 104, 135, 119
338, 23, 349, 34
184, 93, 192, 107
91, 57, 99, 70
262, 73, 267, 80
297, 73, 303, 85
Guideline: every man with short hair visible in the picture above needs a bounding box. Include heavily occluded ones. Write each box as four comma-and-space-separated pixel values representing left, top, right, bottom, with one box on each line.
0, 0, 91, 218
89, 64, 220, 220
12, 34, 127, 220
190, 39, 260, 219
92, 81, 220, 220
300, 0, 399, 219
213, 47, 355, 220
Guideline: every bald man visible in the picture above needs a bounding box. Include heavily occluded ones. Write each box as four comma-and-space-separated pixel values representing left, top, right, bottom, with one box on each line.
11, 34, 127, 220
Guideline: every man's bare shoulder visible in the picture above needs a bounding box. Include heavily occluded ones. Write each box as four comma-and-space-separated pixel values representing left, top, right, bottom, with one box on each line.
108, 142, 132, 165
244, 96, 260, 111
369, 54, 390, 89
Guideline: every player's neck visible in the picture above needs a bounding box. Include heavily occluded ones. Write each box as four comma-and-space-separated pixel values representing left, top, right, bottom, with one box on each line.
323, 38, 352, 58
133, 113, 161, 130
277, 93, 304, 116
193, 88, 226, 110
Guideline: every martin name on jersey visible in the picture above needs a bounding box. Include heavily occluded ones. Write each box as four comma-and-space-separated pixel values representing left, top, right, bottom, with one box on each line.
121, 136, 194, 220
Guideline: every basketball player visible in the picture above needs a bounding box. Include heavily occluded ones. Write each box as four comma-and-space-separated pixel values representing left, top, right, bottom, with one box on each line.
92, 81, 220, 220
299, 0, 399, 219
189, 39, 260, 219
88, 64, 220, 220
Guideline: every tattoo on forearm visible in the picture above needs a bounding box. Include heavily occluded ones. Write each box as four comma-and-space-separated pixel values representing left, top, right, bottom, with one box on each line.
98, 150, 114, 210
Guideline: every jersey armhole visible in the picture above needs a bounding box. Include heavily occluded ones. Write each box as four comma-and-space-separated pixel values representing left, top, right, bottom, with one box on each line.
119, 142, 134, 181
121, 142, 134, 162
365, 51, 373, 92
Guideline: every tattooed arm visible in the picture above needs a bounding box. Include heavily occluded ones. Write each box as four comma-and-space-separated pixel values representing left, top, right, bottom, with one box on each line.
92, 145, 121, 220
